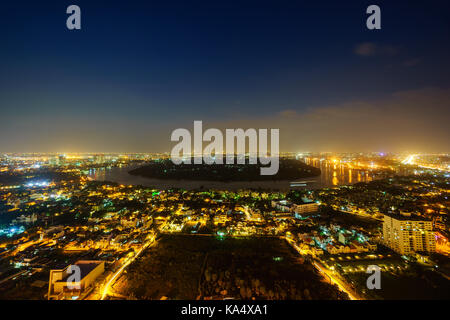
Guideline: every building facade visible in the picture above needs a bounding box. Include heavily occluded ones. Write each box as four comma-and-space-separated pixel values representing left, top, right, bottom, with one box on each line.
48, 260, 105, 300
293, 202, 319, 215
383, 213, 436, 255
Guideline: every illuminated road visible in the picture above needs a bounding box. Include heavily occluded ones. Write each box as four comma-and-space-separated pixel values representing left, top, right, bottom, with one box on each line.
97, 232, 360, 300
401, 154, 450, 171
243, 206, 252, 221
312, 261, 360, 300
402, 155, 416, 165
0, 269, 28, 285
99, 234, 156, 300
436, 242, 450, 257
284, 237, 360, 300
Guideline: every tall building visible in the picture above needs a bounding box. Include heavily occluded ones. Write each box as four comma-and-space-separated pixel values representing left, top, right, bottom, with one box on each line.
293, 202, 319, 216
382, 213, 436, 255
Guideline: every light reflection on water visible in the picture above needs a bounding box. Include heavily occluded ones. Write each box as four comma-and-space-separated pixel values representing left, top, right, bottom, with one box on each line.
303, 158, 373, 187
87, 159, 378, 191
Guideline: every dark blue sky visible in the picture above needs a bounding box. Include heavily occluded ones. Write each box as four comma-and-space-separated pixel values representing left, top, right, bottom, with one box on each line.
1, 0, 449, 152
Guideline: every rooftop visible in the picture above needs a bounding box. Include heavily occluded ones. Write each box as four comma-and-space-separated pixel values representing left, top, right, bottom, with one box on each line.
58, 260, 103, 282
383, 213, 430, 222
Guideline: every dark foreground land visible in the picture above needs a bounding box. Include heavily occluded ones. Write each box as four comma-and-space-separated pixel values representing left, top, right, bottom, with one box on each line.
129, 158, 321, 182
118, 235, 347, 300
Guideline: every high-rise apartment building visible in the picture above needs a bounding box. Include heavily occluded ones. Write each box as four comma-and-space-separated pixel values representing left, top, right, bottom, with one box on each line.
383, 213, 436, 255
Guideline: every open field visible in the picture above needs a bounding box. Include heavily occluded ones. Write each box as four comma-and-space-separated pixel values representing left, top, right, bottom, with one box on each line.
347, 269, 450, 300
118, 234, 348, 300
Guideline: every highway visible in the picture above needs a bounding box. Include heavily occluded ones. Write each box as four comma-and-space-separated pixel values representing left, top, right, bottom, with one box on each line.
312, 260, 360, 300
284, 237, 360, 300
98, 234, 156, 300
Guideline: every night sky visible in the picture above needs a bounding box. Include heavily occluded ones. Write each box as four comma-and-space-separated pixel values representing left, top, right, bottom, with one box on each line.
1, 0, 449, 153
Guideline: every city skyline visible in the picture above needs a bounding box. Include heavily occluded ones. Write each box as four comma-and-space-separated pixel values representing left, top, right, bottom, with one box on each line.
1, 151, 448, 301
1, 0, 449, 304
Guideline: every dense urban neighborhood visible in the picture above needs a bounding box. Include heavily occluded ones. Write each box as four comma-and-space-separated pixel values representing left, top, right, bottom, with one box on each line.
0, 152, 449, 300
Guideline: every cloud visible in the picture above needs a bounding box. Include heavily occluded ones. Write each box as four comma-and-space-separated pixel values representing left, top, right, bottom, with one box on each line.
354, 42, 377, 56
279, 109, 298, 117
203, 87, 450, 153
1, 86, 448, 153
402, 58, 421, 67
354, 42, 399, 57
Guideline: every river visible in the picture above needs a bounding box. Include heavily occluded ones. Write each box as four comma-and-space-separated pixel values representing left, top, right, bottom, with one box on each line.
87, 159, 378, 191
